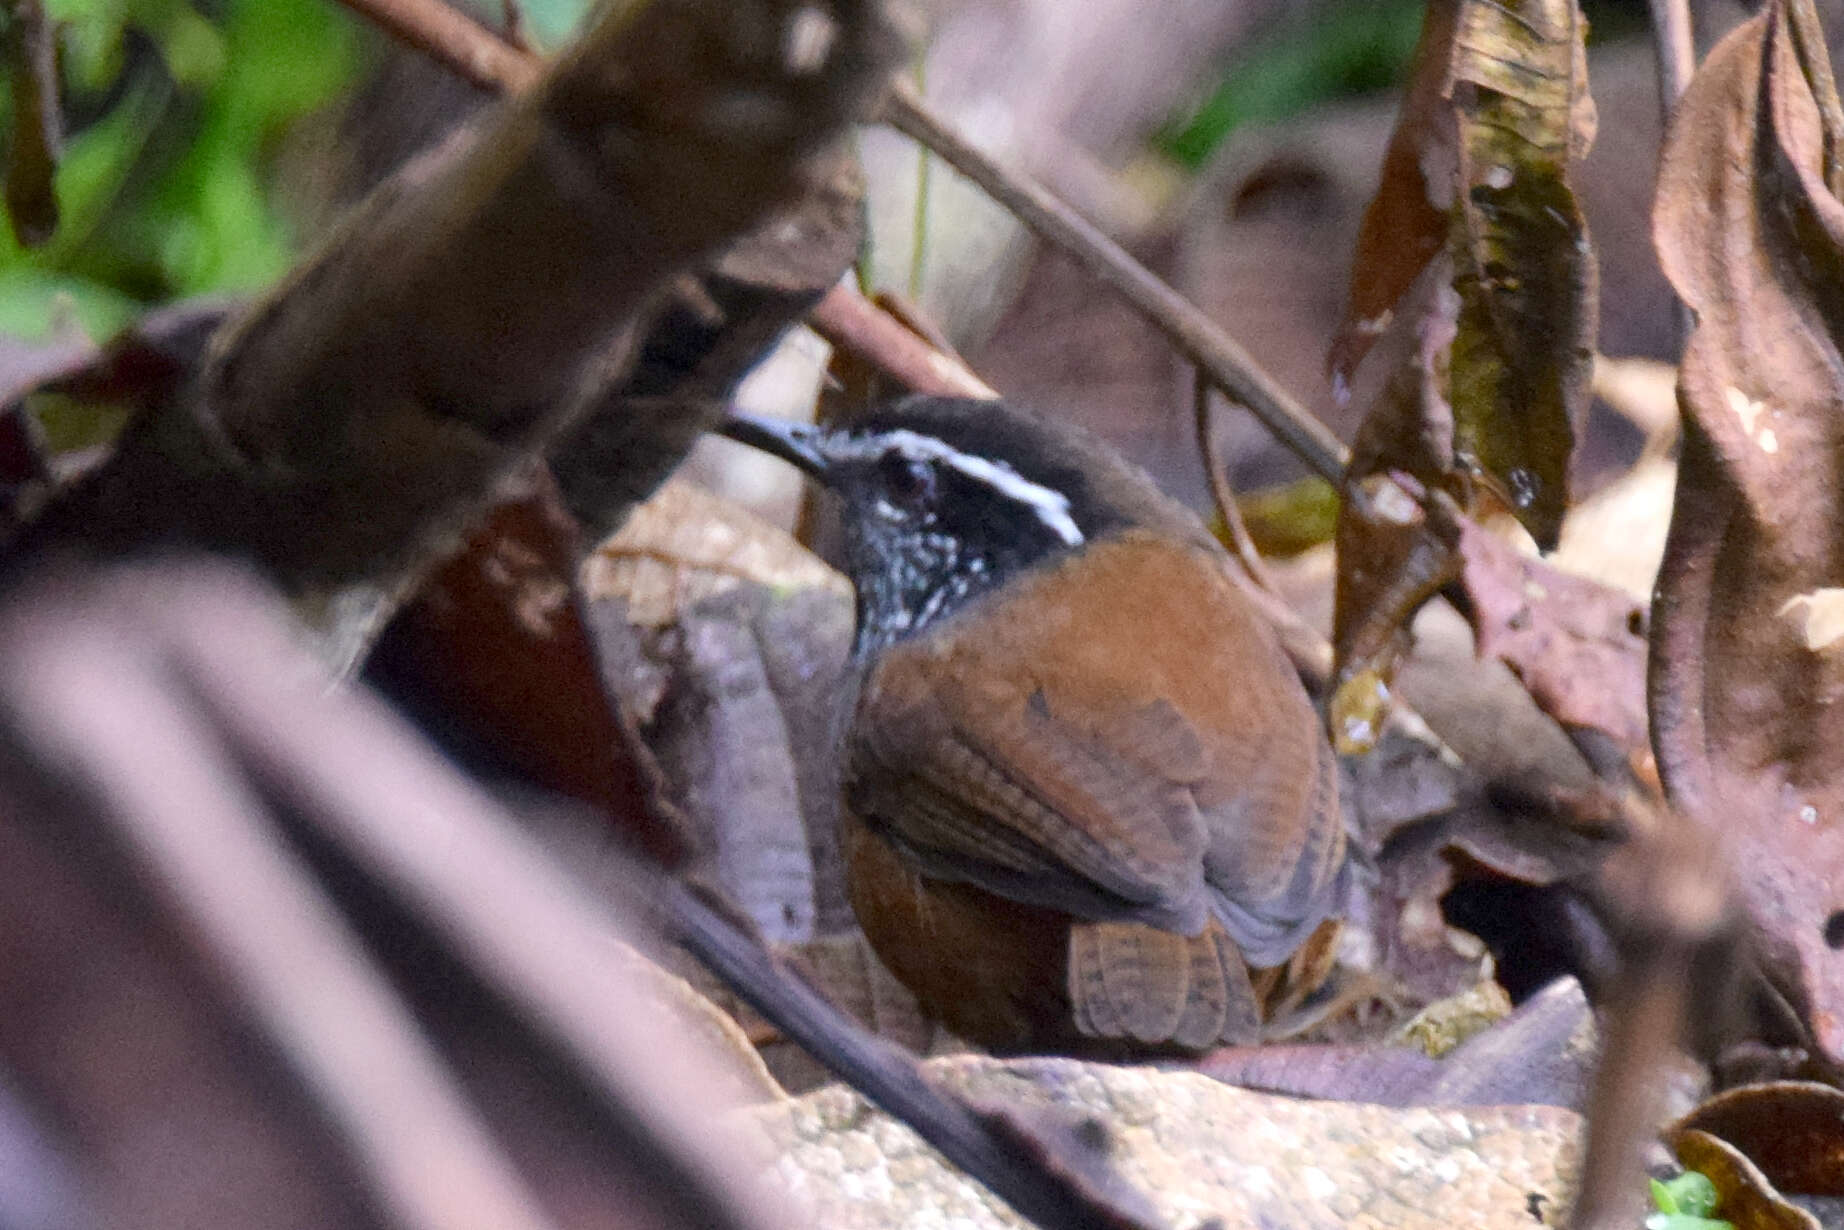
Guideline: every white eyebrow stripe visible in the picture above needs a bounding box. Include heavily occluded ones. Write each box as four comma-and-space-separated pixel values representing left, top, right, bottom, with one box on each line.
835, 429, 1084, 546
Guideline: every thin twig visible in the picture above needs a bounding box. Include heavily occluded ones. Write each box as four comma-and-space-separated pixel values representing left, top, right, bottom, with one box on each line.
330, 0, 539, 92
1568, 957, 1689, 1230
1566, 821, 1734, 1230
881, 81, 1348, 482
809, 283, 997, 398
1646, 0, 1694, 125
1192, 367, 1278, 595
908, 57, 931, 301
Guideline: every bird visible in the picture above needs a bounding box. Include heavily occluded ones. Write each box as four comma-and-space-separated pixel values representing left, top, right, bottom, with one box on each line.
717, 396, 1348, 1054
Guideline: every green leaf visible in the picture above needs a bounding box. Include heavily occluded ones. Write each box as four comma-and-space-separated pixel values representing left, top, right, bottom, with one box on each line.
1647, 1170, 1730, 1230
0, 267, 135, 339
1159, 0, 1424, 168
145, 1, 225, 90
0, 0, 362, 336
1657, 1171, 1721, 1218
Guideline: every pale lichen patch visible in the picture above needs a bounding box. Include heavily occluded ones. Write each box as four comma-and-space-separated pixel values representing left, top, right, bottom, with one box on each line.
1725, 386, 1781, 454
1778, 588, 1844, 651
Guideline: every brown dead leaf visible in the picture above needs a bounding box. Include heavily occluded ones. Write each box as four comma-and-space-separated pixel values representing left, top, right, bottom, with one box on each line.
364, 464, 686, 865
1330, 269, 1464, 748
1452, 518, 1650, 772
1670, 1130, 1822, 1230
1672, 1082, 1844, 1196
1332, 0, 1595, 547
1329, 1, 1458, 391
1650, 0, 1844, 1064
586, 478, 858, 939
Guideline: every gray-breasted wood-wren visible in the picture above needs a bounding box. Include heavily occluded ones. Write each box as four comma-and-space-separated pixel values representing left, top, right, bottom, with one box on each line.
720, 396, 1347, 1054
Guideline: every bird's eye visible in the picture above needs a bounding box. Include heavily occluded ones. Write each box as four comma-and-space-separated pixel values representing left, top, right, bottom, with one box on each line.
880, 452, 937, 505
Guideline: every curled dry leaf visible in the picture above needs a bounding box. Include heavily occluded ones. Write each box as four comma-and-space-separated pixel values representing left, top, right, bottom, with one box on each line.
1671, 1082, 1844, 1197
1451, 517, 1650, 775
1330, 270, 1465, 750
1650, 0, 1844, 1065
1670, 1130, 1822, 1230
1331, 0, 1595, 545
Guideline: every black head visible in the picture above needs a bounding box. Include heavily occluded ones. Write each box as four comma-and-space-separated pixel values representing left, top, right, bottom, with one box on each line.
720, 397, 1198, 655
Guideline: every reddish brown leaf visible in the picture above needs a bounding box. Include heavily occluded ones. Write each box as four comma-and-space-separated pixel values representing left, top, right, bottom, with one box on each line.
1452, 518, 1650, 772
1329, 1, 1459, 391
1650, 0, 1844, 1064
365, 465, 687, 865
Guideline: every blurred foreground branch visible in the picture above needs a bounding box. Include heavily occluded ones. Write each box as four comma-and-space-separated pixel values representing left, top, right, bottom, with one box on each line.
0, 563, 794, 1230
327, 0, 987, 536
23, 0, 897, 672
0, 560, 1165, 1230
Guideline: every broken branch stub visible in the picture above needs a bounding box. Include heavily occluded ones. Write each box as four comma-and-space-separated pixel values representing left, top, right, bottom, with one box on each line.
23, 0, 899, 671
1651, 0, 1844, 1066
549, 152, 868, 544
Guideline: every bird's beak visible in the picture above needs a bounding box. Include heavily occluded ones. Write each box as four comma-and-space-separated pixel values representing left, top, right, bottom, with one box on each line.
716, 413, 832, 481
